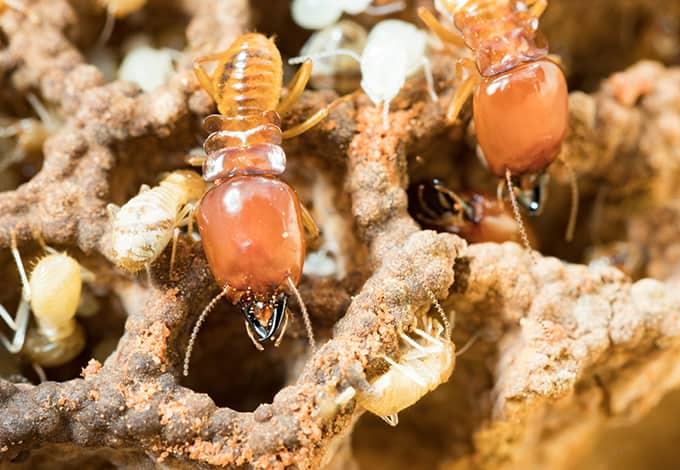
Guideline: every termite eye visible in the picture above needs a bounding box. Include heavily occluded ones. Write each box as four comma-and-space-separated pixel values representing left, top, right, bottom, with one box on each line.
473, 59, 569, 177
240, 294, 287, 342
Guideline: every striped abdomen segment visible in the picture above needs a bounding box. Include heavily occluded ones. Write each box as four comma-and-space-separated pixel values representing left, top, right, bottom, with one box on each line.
213, 33, 283, 117
449, 0, 548, 76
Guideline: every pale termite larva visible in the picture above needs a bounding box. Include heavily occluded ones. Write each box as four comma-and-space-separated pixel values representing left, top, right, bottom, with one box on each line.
338, 315, 455, 426
291, 0, 406, 30
291, 19, 437, 128
118, 35, 181, 92
108, 170, 206, 274
0, 231, 94, 372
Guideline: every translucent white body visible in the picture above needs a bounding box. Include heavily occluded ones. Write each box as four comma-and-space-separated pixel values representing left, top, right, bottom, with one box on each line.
119, 43, 179, 92
300, 20, 367, 78
291, 0, 372, 29
110, 170, 206, 272
0, 239, 91, 370
352, 317, 455, 424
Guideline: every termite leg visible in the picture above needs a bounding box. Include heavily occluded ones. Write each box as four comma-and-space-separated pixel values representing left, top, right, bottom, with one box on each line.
10, 230, 31, 302
282, 107, 329, 139
447, 60, 479, 123
300, 204, 320, 239
169, 227, 180, 278
144, 263, 152, 286
33, 229, 58, 255
32, 363, 46, 383
0, 298, 30, 354
193, 51, 234, 102
96, 9, 116, 47
421, 57, 438, 102
245, 320, 265, 351
417, 7, 465, 48
186, 154, 206, 167
139, 184, 150, 194
560, 158, 580, 242
277, 59, 313, 116
383, 355, 427, 387
336, 386, 356, 406
527, 0, 548, 18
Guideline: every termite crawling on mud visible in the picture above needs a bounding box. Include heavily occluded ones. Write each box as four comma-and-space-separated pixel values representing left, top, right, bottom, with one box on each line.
337, 315, 455, 426
0, 231, 95, 379
292, 19, 438, 128
418, 0, 578, 249
108, 170, 206, 277
182, 33, 339, 375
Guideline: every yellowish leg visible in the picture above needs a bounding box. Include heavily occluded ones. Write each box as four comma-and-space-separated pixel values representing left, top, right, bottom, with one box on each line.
447, 73, 478, 123
282, 107, 329, 139
169, 227, 180, 279
417, 7, 465, 48
277, 60, 313, 116
193, 51, 233, 102
300, 204, 320, 239
186, 155, 205, 167
527, 0, 548, 18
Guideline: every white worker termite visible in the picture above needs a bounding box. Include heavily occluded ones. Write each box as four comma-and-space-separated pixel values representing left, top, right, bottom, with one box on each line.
108, 169, 206, 277
0, 231, 95, 379
291, 19, 438, 128
291, 0, 406, 30
118, 35, 182, 93
0, 94, 61, 173
336, 315, 455, 426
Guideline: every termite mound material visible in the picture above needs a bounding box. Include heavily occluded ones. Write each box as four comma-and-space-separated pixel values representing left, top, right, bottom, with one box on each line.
0, 0, 680, 469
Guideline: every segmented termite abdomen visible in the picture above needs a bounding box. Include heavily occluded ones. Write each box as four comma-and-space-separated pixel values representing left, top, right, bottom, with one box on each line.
444, 0, 548, 76
213, 33, 283, 119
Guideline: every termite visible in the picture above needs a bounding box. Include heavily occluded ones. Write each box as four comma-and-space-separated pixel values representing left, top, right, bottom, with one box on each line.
336, 315, 454, 426
108, 170, 206, 277
291, 0, 406, 30
118, 36, 181, 93
418, 0, 578, 248
291, 19, 437, 128
0, 94, 60, 174
0, 0, 37, 21
408, 178, 536, 245
0, 231, 94, 378
183, 33, 336, 376
299, 20, 368, 94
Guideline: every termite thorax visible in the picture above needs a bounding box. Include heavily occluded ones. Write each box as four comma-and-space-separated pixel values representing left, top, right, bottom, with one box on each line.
201, 112, 287, 182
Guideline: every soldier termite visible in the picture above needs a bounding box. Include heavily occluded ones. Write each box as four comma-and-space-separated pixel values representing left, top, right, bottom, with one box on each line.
291, 19, 438, 128
108, 170, 206, 277
418, 0, 578, 249
0, 231, 94, 378
183, 33, 344, 375
291, 0, 406, 30
408, 178, 537, 245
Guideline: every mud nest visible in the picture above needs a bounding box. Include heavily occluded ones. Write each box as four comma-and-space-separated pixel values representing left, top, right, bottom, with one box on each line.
1, 0, 680, 469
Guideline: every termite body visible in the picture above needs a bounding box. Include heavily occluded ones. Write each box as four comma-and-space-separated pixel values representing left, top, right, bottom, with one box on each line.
419, 0, 576, 246
1, 233, 93, 375
408, 178, 535, 245
184, 33, 331, 374
109, 170, 206, 274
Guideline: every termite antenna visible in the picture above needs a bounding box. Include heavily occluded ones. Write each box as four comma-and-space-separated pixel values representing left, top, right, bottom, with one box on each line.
560, 158, 579, 242
455, 331, 480, 357
97, 10, 115, 48
183, 284, 232, 376
423, 286, 450, 338
289, 49, 362, 66
364, 1, 406, 16
286, 277, 317, 353
32, 363, 47, 383
26, 93, 55, 130
505, 169, 534, 256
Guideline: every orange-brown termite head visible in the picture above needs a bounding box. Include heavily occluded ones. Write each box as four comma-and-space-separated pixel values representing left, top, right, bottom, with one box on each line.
473, 59, 569, 178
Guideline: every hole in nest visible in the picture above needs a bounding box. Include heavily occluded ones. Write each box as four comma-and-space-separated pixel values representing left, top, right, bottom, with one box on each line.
74, 1, 189, 93
180, 301, 294, 412
0, 243, 125, 384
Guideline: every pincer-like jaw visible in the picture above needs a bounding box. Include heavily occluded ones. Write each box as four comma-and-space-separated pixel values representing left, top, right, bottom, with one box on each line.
240, 292, 288, 344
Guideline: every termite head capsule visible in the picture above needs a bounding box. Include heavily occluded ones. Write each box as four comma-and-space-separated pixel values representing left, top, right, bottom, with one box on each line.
473, 59, 568, 177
